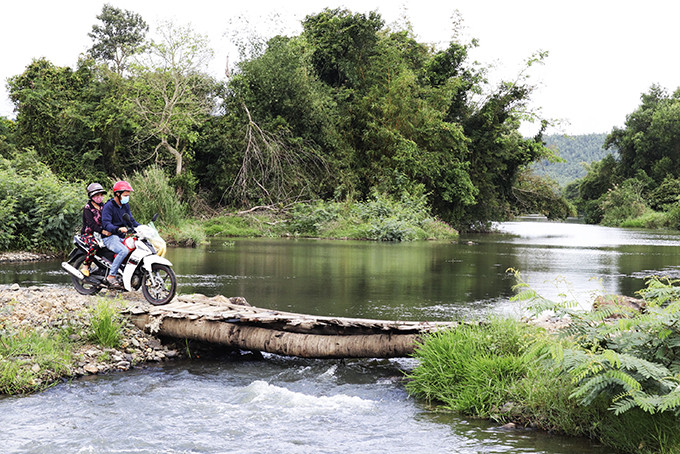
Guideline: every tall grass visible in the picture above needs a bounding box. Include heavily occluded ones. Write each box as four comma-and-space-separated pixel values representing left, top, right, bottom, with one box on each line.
127, 165, 187, 226
88, 299, 123, 348
405, 318, 534, 416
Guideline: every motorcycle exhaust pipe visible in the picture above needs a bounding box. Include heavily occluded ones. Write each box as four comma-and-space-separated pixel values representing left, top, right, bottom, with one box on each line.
61, 262, 85, 280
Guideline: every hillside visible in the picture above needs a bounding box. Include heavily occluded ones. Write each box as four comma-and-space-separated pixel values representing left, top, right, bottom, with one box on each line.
532, 133, 614, 186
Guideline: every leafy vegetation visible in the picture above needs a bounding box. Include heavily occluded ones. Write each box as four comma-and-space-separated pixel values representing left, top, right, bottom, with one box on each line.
203, 192, 458, 241
532, 133, 611, 187
407, 273, 680, 453
0, 151, 83, 252
1, 4, 567, 242
88, 299, 124, 348
0, 324, 74, 394
567, 86, 680, 227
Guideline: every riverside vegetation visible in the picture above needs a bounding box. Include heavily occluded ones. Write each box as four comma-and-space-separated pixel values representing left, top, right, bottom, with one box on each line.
406, 272, 680, 454
0, 285, 182, 395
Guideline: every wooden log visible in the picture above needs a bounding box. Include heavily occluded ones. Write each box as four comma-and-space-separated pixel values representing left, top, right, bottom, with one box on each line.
129, 314, 431, 358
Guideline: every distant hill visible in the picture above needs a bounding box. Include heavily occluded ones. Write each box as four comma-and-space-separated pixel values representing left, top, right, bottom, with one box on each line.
532, 133, 615, 187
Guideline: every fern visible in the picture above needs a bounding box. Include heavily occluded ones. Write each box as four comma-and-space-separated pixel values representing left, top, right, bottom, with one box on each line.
509, 271, 680, 415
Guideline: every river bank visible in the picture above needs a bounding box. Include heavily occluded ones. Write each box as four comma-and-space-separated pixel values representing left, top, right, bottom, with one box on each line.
0, 284, 182, 394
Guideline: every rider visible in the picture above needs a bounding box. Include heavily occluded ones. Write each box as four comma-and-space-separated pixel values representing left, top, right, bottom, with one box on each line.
80, 183, 111, 277
102, 180, 140, 288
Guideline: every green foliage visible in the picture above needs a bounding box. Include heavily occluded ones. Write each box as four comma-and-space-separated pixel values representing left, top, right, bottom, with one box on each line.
515, 272, 680, 417
127, 165, 186, 225
287, 201, 343, 236
532, 133, 611, 187
0, 150, 84, 252
6, 6, 558, 232
649, 177, 680, 211
203, 215, 270, 237
0, 324, 74, 394
88, 299, 123, 348
406, 318, 534, 416
512, 170, 575, 219
88, 4, 148, 75
599, 178, 650, 226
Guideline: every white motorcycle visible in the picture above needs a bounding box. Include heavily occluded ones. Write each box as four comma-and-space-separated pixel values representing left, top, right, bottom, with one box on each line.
62, 214, 176, 305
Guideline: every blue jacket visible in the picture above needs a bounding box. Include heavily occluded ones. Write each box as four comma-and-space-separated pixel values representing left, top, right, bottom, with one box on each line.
102, 199, 140, 238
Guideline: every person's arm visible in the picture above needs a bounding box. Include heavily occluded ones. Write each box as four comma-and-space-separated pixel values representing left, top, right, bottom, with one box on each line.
102, 202, 119, 235
125, 204, 140, 227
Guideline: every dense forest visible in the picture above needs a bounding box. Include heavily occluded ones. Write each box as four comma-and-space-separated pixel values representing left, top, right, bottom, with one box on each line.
1, 4, 679, 252
533, 133, 611, 187
0, 4, 572, 248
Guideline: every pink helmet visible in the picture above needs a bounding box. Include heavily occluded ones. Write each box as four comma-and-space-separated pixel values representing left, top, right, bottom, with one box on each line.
112, 180, 133, 193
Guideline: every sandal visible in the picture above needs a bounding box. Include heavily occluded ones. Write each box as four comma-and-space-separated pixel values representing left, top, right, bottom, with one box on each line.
106, 275, 122, 288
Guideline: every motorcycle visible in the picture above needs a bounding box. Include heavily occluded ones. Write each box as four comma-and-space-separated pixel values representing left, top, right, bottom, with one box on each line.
61, 214, 177, 305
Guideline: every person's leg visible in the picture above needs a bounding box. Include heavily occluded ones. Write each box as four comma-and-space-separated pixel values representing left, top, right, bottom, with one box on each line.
103, 236, 129, 279
80, 234, 97, 276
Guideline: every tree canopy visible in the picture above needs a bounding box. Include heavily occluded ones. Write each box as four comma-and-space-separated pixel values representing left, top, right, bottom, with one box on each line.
3, 6, 563, 231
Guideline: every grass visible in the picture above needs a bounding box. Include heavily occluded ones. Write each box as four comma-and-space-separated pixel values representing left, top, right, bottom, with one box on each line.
619, 210, 672, 229
405, 317, 680, 453
0, 326, 74, 394
88, 299, 124, 348
0, 297, 129, 394
202, 198, 459, 242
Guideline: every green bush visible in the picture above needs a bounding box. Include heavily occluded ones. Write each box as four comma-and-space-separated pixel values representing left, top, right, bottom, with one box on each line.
287, 201, 341, 236
0, 150, 84, 252
127, 165, 187, 226
406, 318, 534, 416
599, 179, 649, 226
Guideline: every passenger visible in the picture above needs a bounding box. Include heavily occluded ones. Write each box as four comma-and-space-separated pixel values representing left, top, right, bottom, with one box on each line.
80, 183, 110, 277
101, 180, 140, 288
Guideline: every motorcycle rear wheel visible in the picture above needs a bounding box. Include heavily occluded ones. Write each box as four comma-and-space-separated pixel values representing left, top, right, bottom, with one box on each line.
71, 255, 102, 296
141, 263, 176, 305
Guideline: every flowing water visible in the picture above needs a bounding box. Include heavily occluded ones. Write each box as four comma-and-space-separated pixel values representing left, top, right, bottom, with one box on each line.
4, 219, 679, 453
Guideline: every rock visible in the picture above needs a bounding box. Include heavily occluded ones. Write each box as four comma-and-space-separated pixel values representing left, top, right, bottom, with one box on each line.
10, 283, 19, 291
592, 295, 646, 317
499, 423, 517, 430
83, 364, 99, 374
31, 363, 41, 373
500, 402, 515, 413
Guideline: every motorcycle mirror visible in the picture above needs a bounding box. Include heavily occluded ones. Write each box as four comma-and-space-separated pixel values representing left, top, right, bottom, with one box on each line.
123, 213, 131, 225
152, 213, 159, 222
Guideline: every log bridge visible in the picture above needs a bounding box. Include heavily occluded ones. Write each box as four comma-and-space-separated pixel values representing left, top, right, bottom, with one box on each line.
124, 294, 457, 358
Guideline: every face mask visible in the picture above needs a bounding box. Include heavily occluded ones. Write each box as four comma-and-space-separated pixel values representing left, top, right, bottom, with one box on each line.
121, 195, 130, 205
92, 195, 104, 204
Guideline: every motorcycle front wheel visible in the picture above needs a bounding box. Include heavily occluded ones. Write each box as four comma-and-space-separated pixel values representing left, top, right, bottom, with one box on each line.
70, 255, 102, 296
141, 263, 176, 305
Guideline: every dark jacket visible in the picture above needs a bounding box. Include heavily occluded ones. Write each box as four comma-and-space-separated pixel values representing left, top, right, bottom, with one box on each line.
81, 201, 104, 236
102, 199, 140, 238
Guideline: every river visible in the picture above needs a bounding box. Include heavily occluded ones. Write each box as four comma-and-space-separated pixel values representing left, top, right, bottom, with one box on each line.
4, 219, 678, 453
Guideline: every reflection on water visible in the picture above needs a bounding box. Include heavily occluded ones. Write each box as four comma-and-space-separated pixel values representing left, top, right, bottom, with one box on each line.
2, 220, 680, 320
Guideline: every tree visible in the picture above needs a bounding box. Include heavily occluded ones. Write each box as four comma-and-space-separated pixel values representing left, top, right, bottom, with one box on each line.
88, 4, 148, 75
129, 22, 216, 176
7, 58, 105, 180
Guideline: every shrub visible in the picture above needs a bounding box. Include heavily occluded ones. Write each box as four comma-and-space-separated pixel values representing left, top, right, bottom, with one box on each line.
406, 318, 534, 416
127, 165, 186, 226
599, 179, 649, 226
287, 201, 342, 236
0, 150, 83, 252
